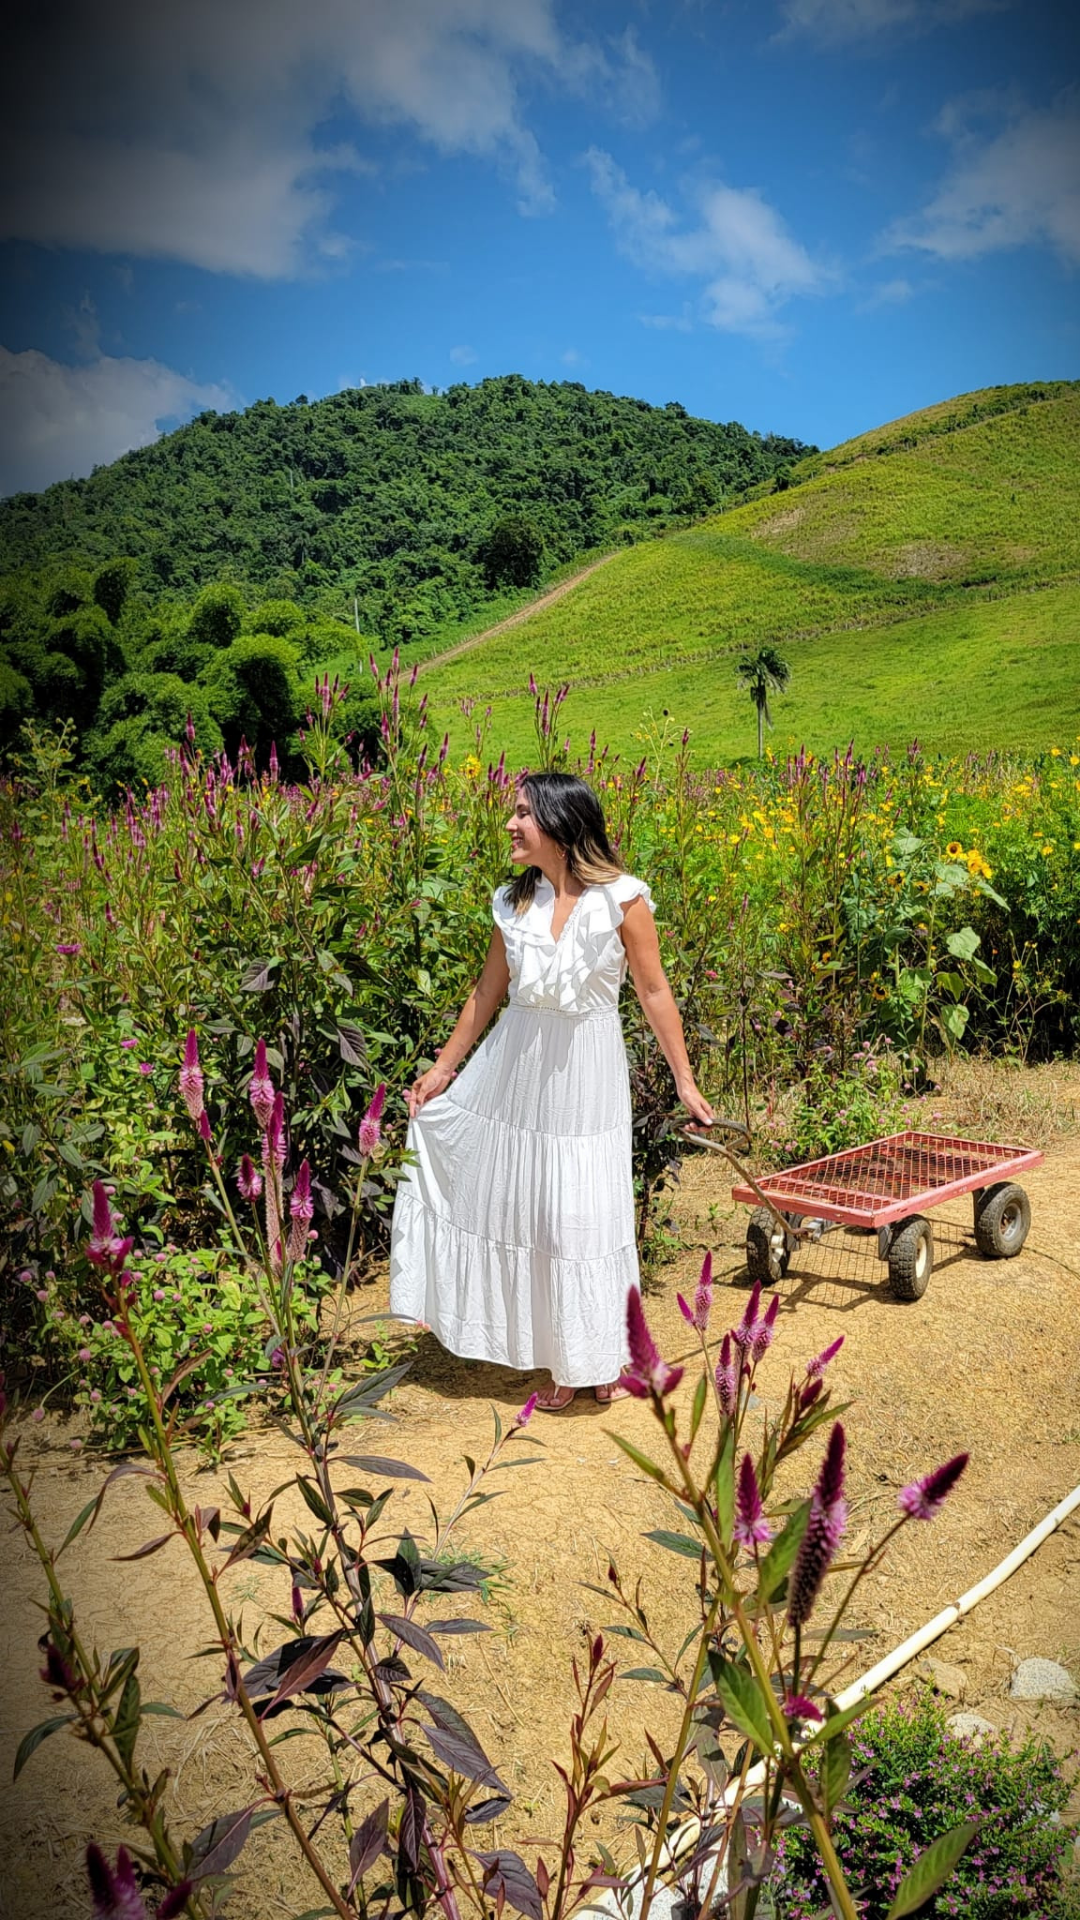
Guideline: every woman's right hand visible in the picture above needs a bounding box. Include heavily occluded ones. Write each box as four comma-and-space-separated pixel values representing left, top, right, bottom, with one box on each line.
406, 1060, 456, 1118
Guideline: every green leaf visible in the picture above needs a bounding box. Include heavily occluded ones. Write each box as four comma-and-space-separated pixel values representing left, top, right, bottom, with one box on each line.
57, 1495, 100, 1559
620, 1667, 669, 1684
935, 970, 967, 1001
939, 1003, 970, 1041
295, 1477, 334, 1527
714, 1426, 735, 1551
885, 1821, 980, 1919
610, 1433, 671, 1486
756, 1500, 810, 1602
822, 1729, 851, 1816
643, 1529, 702, 1560
112, 1671, 142, 1772
707, 1652, 775, 1756
945, 925, 981, 961
13, 1715, 75, 1779
689, 1373, 708, 1446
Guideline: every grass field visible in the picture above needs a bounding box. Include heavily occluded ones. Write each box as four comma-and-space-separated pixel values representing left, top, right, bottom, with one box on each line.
421, 381, 1080, 763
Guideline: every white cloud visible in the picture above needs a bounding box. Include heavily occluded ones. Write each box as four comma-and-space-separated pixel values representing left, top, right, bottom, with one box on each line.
449, 344, 478, 364
0, 1, 661, 275
585, 149, 827, 339
0, 345, 232, 496
778, 0, 1005, 45
858, 275, 916, 308
886, 92, 1080, 265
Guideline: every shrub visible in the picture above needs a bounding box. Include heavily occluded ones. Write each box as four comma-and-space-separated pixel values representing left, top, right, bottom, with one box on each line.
32, 1240, 328, 1458
784, 1042, 908, 1162
774, 1690, 1076, 1918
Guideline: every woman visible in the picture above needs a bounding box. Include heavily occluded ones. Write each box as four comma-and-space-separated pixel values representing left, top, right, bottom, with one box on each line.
389, 771, 713, 1411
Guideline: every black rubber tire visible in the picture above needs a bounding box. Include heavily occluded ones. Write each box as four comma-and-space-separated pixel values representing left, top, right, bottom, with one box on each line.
973, 1182, 1031, 1259
888, 1215, 934, 1300
746, 1207, 792, 1284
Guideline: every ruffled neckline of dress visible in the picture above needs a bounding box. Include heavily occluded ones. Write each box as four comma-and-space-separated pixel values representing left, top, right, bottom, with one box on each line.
494, 875, 653, 1012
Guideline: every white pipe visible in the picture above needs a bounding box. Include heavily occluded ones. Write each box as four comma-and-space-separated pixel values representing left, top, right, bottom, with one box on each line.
604, 1480, 1080, 1906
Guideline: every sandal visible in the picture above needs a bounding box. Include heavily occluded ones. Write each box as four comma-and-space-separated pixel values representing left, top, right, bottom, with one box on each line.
594, 1381, 630, 1405
534, 1384, 578, 1413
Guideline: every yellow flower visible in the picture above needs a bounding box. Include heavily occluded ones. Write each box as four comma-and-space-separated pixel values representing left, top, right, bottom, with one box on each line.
946, 840, 964, 859
1050, 746, 1062, 756
462, 753, 481, 778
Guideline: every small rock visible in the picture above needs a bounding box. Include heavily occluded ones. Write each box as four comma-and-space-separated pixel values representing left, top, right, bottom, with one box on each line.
1009, 1657, 1077, 1702
919, 1655, 967, 1701
947, 1712, 995, 1747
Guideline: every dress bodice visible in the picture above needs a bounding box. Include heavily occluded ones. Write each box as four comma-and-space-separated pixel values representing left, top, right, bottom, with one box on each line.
492, 873, 655, 1014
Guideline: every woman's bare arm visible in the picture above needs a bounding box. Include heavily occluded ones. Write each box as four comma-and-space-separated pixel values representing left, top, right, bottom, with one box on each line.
619, 895, 714, 1127
407, 930, 510, 1116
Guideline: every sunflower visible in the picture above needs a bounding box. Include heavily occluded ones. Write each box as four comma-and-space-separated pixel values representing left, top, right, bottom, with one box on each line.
946, 840, 964, 859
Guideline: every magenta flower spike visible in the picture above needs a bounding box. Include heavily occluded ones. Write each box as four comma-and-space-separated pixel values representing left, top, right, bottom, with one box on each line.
899, 1451, 969, 1521
715, 1333, 739, 1419
733, 1452, 772, 1549
262, 1090, 287, 1171
788, 1422, 848, 1630
197, 1110, 213, 1145
249, 1038, 275, 1130
806, 1335, 844, 1381
782, 1693, 823, 1725
358, 1082, 387, 1157
86, 1181, 134, 1275
514, 1391, 539, 1427
178, 1029, 204, 1123
731, 1280, 763, 1353
677, 1292, 695, 1326
287, 1159, 314, 1260
86, 1842, 150, 1920
751, 1291, 780, 1364
693, 1252, 714, 1332
236, 1154, 263, 1203
619, 1287, 683, 1399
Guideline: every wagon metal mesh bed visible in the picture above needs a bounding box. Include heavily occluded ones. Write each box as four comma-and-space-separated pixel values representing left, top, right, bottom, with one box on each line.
730, 1130, 1043, 1231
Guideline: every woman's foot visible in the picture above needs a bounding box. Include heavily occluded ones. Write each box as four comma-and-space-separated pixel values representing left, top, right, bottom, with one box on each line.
594, 1380, 630, 1404
534, 1382, 577, 1413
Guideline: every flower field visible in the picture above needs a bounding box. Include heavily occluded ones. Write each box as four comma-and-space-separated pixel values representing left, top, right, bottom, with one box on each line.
3, 670, 1080, 1443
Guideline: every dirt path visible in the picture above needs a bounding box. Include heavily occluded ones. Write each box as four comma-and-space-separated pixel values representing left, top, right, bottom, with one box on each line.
419, 552, 619, 675
3, 1135, 1079, 1917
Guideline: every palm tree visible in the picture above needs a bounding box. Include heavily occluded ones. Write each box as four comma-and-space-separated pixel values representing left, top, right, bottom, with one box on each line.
736, 646, 791, 758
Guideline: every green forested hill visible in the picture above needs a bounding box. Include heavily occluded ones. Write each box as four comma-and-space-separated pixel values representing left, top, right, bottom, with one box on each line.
422, 380, 1080, 761
0, 376, 808, 644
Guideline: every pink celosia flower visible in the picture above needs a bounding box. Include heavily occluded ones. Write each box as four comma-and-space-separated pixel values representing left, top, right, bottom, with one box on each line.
197, 1110, 213, 1145
262, 1090, 286, 1171
86, 1182, 134, 1274
178, 1030, 204, 1123
788, 1423, 847, 1630
56, 942, 81, 956
358, 1082, 387, 1157
733, 1452, 772, 1549
119, 1038, 137, 1050
751, 1291, 780, 1364
678, 1252, 714, 1335
806, 1335, 844, 1381
782, 1693, 823, 1724
236, 1154, 263, 1202
287, 1159, 314, 1260
731, 1280, 763, 1354
714, 1333, 739, 1418
899, 1451, 969, 1521
514, 1392, 538, 1427
86, 1842, 150, 1920
249, 1038, 275, 1129
799, 1377, 824, 1412
618, 1287, 683, 1399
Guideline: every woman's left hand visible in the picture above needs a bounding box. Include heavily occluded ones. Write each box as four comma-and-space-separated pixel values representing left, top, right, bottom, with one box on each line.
678, 1081, 714, 1128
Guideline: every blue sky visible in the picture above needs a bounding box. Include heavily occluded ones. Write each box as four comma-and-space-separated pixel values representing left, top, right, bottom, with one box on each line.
0, 0, 1077, 495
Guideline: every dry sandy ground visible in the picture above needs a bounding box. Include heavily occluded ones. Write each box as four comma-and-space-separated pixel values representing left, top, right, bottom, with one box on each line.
2, 1128, 1079, 1916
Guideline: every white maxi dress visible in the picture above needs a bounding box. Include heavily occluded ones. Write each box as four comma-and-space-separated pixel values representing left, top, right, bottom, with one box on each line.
388, 873, 653, 1387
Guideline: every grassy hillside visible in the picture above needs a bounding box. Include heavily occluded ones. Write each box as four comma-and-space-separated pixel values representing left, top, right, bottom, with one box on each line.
423, 381, 1080, 761
0, 376, 808, 648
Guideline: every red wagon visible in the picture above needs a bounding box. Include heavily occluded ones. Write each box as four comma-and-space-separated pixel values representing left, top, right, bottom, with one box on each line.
730, 1130, 1043, 1300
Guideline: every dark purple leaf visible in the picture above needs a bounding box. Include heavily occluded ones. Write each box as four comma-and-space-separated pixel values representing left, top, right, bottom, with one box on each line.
418, 1559, 488, 1593
400, 1786, 425, 1872
477, 1851, 543, 1920
338, 1455, 431, 1482
221, 1506, 274, 1570
378, 1614, 445, 1670
113, 1532, 174, 1562
428, 1619, 493, 1636
347, 1800, 389, 1890
420, 1701, 507, 1792
245, 1633, 346, 1716
190, 1806, 255, 1879
13, 1714, 75, 1779
464, 1795, 513, 1824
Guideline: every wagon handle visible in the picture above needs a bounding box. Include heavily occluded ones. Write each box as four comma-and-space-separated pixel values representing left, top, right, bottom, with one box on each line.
679, 1122, 815, 1245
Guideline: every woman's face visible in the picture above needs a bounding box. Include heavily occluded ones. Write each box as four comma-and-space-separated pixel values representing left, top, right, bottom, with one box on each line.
506, 788, 560, 867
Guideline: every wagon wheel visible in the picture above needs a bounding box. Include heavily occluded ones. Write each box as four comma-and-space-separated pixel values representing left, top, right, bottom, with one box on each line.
973, 1183, 1031, 1259
746, 1207, 795, 1285
887, 1215, 934, 1301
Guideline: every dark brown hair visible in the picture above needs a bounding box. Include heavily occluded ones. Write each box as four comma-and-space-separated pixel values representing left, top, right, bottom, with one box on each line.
505, 771, 624, 912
